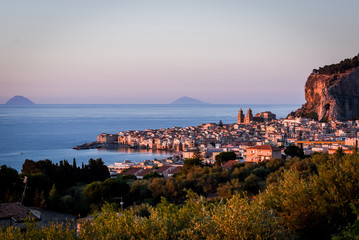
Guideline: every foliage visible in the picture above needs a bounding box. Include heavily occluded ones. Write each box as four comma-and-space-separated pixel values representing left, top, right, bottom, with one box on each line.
333, 204, 359, 240
0, 165, 22, 202
264, 153, 359, 239
77, 192, 293, 240
2, 153, 359, 239
299, 111, 318, 121
215, 151, 237, 166
0, 220, 77, 240
183, 158, 202, 172
143, 171, 162, 180
285, 145, 305, 158
312, 53, 359, 75
17, 158, 110, 211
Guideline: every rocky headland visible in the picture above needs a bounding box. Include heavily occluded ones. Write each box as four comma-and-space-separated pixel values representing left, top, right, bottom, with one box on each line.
291, 54, 359, 121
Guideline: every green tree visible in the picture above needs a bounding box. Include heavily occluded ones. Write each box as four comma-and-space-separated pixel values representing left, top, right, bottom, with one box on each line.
143, 171, 162, 180
183, 158, 202, 172
285, 145, 304, 158
83, 181, 104, 205
266, 158, 285, 172
0, 165, 22, 202
243, 173, 259, 194
215, 151, 237, 166
48, 184, 61, 210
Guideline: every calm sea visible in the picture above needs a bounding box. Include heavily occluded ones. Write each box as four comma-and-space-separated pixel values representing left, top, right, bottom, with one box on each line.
0, 104, 299, 172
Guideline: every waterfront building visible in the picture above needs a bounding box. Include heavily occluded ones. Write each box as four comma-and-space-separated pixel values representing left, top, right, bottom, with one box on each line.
97, 133, 118, 144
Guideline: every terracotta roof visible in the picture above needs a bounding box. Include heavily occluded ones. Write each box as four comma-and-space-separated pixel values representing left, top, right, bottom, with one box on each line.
246, 145, 281, 151
222, 160, 238, 169
136, 168, 155, 177
0, 203, 40, 223
122, 167, 143, 176
156, 166, 172, 174
167, 166, 182, 175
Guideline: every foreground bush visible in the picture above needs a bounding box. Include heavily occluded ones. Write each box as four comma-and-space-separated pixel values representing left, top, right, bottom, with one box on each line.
0, 221, 76, 240
1, 153, 359, 239
78, 194, 292, 240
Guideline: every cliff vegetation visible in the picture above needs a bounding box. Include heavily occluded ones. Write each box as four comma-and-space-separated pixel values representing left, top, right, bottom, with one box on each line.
312, 53, 359, 75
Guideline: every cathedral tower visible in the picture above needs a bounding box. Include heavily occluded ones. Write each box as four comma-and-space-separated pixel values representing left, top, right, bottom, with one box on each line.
237, 108, 244, 124
245, 108, 253, 123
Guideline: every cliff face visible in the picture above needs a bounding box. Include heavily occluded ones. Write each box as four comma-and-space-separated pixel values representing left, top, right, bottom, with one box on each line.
294, 67, 359, 121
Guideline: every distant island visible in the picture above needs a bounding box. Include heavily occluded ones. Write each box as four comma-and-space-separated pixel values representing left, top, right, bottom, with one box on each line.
171, 96, 208, 104
5, 96, 36, 105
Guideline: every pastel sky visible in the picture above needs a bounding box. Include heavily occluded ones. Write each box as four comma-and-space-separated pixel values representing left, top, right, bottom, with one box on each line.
1, 0, 358, 104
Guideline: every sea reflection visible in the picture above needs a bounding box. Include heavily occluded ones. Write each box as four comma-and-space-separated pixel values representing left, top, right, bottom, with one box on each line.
96, 147, 172, 155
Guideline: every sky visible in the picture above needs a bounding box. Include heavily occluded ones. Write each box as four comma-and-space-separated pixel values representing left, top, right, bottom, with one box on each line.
0, 0, 358, 104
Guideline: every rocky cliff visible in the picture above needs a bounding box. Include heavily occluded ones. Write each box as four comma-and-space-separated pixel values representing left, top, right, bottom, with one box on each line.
293, 66, 359, 121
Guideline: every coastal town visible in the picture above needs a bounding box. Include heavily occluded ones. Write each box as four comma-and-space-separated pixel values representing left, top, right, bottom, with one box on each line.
81, 108, 359, 178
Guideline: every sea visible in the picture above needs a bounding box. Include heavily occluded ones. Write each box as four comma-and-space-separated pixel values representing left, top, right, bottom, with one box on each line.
0, 104, 300, 172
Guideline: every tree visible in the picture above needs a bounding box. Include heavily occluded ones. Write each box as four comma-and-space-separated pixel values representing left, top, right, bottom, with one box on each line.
183, 158, 202, 172
48, 184, 61, 210
0, 165, 22, 202
143, 171, 162, 180
72, 158, 77, 169
215, 151, 237, 166
284, 145, 304, 158
84, 181, 104, 205
86, 158, 110, 182
335, 147, 345, 157
243, 174, 259, 194
266, 158, 285, 172
193, 147, 203, 160
102, 177, 130, 200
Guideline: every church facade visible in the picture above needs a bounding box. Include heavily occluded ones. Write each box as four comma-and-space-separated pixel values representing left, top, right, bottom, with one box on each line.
237, 108, 276, 124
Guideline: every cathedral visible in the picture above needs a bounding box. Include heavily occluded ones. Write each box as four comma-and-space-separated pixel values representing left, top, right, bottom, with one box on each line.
237, 108, 276, 124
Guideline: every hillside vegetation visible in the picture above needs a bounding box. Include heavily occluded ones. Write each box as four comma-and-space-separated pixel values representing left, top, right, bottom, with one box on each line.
1, 152, 359, 239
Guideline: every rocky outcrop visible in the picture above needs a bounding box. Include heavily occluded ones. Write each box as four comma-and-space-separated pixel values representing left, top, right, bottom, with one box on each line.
293, 67, 359, 121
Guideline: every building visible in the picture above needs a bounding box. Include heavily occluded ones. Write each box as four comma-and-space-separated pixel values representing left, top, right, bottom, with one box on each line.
245, 145, 281, 163
222, 160, 239, 169
0, 203, 75, 229
97, 133, 118, 144
237, 108, 245, 124
245, 108, 253, 124
166, 166, 182, 178
0, 203, 40, 227
121, 167, 143, 177
254, 111, 276, 122
238, 108, 276, 124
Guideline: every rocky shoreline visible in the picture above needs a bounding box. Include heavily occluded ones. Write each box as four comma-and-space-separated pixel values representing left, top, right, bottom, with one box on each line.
73, 142, 129, 150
